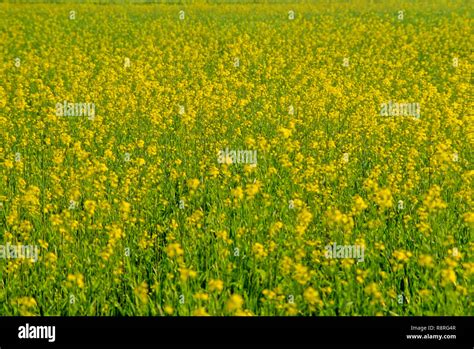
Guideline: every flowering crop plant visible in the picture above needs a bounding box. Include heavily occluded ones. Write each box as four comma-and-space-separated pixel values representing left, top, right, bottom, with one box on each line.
0, 0, 472, 317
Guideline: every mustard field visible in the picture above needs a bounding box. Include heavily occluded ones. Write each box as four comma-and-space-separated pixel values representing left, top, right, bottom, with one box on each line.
0, 1, 472, 316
